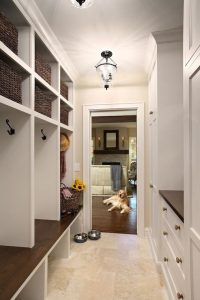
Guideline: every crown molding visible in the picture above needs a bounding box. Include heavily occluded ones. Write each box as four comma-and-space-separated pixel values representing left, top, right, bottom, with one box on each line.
145, 27, 183, 78
152, 27, 183, 44
15, 0, 79, 82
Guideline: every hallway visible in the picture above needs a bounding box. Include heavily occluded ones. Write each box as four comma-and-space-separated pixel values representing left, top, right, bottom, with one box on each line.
47, 233, 168, 300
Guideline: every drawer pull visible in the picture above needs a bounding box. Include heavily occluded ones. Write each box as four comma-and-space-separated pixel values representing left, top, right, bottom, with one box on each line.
163, 257, 168, 262
149, 111, 153, 115
176, 257, 183, 264
162, 207, 167, 211
175, 225, 181, 231
150, 184, 153, 188
163, 231, 168, 236
177, 293, 183, 299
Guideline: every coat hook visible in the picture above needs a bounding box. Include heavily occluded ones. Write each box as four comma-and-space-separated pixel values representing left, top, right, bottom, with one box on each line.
41, 129, 47, 140
6, 119, 15, 135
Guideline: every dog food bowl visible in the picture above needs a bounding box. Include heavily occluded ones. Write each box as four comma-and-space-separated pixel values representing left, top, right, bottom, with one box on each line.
74, 233, 88, 243
88, 229, 101, 240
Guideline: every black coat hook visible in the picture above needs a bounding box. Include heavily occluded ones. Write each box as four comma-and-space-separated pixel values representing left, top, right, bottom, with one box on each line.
41, 129, 47, 140
6, 119, 15, 135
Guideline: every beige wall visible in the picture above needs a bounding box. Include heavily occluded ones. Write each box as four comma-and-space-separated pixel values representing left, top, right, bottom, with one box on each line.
74, 85, 150, 227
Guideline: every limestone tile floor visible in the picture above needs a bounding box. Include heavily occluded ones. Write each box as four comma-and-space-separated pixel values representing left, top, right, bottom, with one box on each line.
47, 233, 168, 300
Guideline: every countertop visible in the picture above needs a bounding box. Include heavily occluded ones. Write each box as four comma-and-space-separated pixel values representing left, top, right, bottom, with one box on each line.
159, 190, 184, 222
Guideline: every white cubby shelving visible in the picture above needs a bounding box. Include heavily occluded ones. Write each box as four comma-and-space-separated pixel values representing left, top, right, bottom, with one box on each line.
34, 118, 59, 221
0, 105, 33, 248
35, 33, 59, 91
0, 0, 81, 299
0, 0, 31, 66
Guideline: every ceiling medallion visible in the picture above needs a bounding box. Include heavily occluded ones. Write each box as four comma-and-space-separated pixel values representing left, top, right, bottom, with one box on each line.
70, 0, 94, 9
95, 50, 117, 90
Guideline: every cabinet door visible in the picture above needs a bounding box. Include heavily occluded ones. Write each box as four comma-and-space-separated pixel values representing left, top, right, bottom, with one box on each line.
184, 55, 200, 300
184, 0, 200, 65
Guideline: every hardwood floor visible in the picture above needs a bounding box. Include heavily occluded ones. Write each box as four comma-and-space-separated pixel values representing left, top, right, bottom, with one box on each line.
92, 190, 137, 234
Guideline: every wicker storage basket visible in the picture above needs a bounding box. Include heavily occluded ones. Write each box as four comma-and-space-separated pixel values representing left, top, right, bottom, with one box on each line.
60, 185, 82, 215
60, 81, 68, 100
0, 58, 26, 104
35, 54, 51, 85
0, 12, 18, 54
60, 102, 69, 125
35, 86, 55, 118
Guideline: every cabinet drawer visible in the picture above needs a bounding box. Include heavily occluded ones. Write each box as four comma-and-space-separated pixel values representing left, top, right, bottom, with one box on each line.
162, 221, 185, 280
161, 199, 184, 248
162, 236, 185, 299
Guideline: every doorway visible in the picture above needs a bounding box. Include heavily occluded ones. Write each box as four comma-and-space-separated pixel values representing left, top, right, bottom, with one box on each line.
91, 113, 137, 234
82, 103, 144, 237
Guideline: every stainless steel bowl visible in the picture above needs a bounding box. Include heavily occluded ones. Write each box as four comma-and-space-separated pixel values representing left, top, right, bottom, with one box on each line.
88, 229, 101, 240
74, 233, 88, 243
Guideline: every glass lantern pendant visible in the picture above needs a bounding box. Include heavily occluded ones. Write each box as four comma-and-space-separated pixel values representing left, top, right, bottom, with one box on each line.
95, 51, 117, 90
70, 0, 94, 9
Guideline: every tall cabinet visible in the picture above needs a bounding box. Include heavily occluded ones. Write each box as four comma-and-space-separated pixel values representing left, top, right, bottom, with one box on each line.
148, 28, 184, 256
184, 0, 200, 299
148, 28, 184, 298
0, 0, 74, 248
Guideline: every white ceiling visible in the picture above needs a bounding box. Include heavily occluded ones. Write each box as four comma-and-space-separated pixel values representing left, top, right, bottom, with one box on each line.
34, 0, 183, 87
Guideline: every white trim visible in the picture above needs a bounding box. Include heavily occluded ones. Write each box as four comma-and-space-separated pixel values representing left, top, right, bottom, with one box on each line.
83, 103, 145, 237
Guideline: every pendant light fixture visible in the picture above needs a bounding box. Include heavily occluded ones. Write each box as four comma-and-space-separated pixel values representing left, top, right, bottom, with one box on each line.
70, 0, 94, 9
95, 51, 117, 90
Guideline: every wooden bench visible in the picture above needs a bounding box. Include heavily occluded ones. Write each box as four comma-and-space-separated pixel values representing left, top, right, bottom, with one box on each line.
0, 210, 83, 300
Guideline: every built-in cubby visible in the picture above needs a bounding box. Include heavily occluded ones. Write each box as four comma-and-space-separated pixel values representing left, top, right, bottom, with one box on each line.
0, 0, 76, 299
0, 104, 33, 248
35, 118, 59, 220
60, 67, 73, 103
0, 51, 31, 107
0, 0, 31, 66
35, 33, 59, 91
60, 99, 70, 126
15, 259, 47, 300
35, 79, 58, 120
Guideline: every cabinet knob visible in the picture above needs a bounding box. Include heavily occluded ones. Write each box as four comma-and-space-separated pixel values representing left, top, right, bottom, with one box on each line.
149, 111, 153, 115
150, 184, 153, 188
162, 207, 167, 211
177, 293, 183, 299
163, 257, 168, 262
176, 257, 183, 264
163, 231, 168, 236
175, 225, 181, 231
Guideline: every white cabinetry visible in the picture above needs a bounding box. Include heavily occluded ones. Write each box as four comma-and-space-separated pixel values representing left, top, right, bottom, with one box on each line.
0, 0, 81, 299
148, 28, 183, 259
160, 195, 185, 299
0, 0, 74, 248
184, 1, 200, 299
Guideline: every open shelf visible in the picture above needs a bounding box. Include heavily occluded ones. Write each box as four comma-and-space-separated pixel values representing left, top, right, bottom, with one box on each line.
60, 123, 73, 133
60, 67, 73, 103
0, 0, 31, 66
60, 99, 70, 126
0, 213, 82, 300
35, 118, 59, 220
60, 94, 74, 110
35, 33, 59, 90
35, 79, 58, 120
0, 51, 31, 108
0, 107, 33, 248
